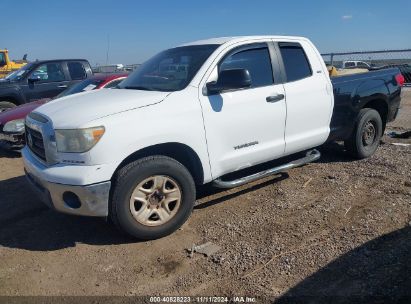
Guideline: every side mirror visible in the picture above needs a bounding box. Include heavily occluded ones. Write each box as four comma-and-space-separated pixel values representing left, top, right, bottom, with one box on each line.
206, 69, 251, 95
28, 74, 41, 83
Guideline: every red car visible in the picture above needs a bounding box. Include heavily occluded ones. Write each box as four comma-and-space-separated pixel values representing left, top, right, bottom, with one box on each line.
0, 73, 127, 150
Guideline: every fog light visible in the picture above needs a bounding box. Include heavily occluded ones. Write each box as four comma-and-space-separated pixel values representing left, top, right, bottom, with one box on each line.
63, 191, 81, 209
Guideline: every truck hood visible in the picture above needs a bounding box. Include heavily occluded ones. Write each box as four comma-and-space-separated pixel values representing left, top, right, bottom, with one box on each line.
0, 99, 47, 124
34, 89, 171, 128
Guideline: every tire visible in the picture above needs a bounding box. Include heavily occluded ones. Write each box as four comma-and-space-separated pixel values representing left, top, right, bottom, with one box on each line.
110, 156, 196, 240
0, 101, 16, 113
344, 108, 383, 159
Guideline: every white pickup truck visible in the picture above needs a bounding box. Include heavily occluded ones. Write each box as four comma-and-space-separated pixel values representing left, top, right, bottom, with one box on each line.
22, 36, 403, 239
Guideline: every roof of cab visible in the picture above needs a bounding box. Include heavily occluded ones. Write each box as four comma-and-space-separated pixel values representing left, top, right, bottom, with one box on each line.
181, 35, 308, 46
31, 59, 89, 64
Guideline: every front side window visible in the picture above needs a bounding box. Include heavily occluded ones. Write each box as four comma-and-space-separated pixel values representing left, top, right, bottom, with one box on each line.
345, 62, 355, 68
118, 44, 219, 92
279, 43, 312, 82
31, 63, 66, 82
219, 45, 274, 88
67, 62, 87, 80
0, 52, 5, 65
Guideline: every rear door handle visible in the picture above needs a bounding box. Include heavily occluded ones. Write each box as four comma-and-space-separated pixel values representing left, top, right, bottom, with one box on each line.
57, 85, 68, 88
266, 94, 284, 103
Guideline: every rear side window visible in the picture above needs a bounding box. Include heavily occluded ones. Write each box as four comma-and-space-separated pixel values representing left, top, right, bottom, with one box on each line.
103, 78, 125, 88
220, 45, 273, 88
67, 62, 87, 80
357, 62, 369, 68
279, 43, 312, 82
55, 78, 104, 98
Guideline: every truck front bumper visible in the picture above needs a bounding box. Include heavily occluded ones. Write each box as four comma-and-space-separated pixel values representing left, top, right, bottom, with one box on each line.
22, 147, 111, 217
0, 131, 24, 149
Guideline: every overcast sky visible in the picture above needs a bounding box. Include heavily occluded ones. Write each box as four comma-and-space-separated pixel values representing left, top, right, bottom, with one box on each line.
3, 0, 410, 66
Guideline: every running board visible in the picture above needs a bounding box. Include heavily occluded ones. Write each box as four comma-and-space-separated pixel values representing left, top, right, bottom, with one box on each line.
213, 149, 321, 189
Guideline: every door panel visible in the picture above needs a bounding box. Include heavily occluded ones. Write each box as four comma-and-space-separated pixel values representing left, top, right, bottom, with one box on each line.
200, 85, 286, 178
276, 41, 333, 154
282, 76, 331, 153
198, 43, 287, 178
23, 62, 70, 102
24, 82, 70, 101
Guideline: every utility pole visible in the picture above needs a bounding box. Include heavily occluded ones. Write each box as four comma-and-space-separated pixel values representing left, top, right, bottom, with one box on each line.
106, 34, 110, 65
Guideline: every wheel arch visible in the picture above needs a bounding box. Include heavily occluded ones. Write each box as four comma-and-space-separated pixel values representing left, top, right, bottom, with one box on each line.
0, 95, 20, 106
112, 142, 205, 186
362, 98, 388, 131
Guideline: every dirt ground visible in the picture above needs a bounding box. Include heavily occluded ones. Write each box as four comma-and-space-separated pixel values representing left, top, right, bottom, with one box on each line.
0, 90, 410, 303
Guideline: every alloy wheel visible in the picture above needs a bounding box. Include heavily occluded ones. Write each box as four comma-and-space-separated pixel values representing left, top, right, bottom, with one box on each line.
129, 175, 182, 226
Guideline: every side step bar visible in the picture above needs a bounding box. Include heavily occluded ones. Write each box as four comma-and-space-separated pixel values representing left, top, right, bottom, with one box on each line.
213, 149, 321, 189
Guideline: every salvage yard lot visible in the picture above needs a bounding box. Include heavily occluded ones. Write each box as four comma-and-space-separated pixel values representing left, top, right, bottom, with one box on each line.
0, 90, 410, 300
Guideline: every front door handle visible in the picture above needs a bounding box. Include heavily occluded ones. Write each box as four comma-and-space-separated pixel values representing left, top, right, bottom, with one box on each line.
266, 94, 284, 103
57, 85, 68, 89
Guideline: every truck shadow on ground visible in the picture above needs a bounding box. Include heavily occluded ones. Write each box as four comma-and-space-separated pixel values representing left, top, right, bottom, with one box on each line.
195, 143, 354, 209
275, 225, 411, 303
195, 173, 289, 209
316, 142, 354, 163
0, 175, 135, 251
0, 143, 376, 252
0, 174, 288, 251
0, 148, 21, 159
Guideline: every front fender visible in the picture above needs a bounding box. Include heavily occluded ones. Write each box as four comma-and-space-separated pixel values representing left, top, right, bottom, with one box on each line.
0, 84, 25, 105
68, 87, 213, 184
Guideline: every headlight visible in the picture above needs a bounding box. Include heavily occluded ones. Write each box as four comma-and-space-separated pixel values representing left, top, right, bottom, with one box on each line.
3, 119, 25, 133
55, 126, 105, 153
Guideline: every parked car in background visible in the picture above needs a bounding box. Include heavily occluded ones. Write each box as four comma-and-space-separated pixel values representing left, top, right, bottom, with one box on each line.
0, 73, 127, 150
380, 64, 411, 85
341, 60, 371, 69
0, 59, 93, 112
22, 36, 403, 240
55, 73, 127, 98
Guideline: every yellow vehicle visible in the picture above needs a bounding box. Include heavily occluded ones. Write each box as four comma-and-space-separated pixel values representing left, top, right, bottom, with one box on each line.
0, 49, 27, 78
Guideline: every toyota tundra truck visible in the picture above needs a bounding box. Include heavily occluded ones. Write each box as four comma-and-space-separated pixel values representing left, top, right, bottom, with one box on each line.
22, 36, 404, 240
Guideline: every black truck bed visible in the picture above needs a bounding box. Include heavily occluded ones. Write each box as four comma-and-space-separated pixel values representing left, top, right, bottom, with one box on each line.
328, 68, 402, 141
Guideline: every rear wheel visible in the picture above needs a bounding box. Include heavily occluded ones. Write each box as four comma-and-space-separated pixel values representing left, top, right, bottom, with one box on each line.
110, 156, 196, 240
0, 101, 16, 113
345, 108, 383, 159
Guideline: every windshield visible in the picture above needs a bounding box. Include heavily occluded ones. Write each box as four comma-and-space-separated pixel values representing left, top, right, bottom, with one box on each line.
5, 63, 34, 81
56, 78, 104, 98
118, 44, 219, 92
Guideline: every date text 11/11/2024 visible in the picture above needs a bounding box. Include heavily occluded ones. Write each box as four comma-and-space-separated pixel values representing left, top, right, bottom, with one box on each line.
149, 296, 257, 302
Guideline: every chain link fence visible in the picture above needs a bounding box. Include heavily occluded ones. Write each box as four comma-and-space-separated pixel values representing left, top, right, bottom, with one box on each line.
92, 50, 411, 85
321, 49, 411, 86
92, 63, 141, 74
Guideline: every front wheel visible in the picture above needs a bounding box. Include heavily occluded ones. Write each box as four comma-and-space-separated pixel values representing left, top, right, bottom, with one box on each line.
110, 156, 196, 240
345, 108, 383, 159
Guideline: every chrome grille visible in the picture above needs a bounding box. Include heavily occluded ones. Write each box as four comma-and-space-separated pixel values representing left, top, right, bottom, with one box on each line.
25, 112, 58, 165
26, 126, 46, 162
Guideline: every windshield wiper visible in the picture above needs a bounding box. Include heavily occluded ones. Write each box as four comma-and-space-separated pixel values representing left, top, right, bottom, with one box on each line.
123, 85, 154, 91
